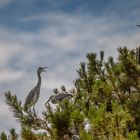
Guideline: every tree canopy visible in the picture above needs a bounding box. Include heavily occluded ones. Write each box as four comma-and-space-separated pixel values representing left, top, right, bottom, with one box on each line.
1, 47, 140, 140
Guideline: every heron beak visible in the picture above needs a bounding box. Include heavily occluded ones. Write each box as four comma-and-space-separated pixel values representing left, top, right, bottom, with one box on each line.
42, 67, 47, 72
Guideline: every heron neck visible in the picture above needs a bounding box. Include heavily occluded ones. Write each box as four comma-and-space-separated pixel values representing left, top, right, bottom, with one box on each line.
37, 72, 41, 88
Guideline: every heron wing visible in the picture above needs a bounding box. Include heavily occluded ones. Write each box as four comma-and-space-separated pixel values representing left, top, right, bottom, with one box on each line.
55, 93, 72, 101
24, 87, 37, 108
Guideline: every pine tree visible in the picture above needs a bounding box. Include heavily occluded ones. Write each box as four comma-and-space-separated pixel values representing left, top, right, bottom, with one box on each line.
1, 47, 140, 140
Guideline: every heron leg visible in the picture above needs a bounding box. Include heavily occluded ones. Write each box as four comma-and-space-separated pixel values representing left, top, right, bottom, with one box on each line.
33, 105, 37, 117
33, 105, 35, 112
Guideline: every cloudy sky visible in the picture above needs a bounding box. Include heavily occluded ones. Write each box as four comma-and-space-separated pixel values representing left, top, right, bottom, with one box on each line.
0, 0, 140, 133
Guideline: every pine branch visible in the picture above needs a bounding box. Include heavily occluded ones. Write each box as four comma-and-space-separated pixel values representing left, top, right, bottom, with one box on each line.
5, 91, 23, 121
0, 132, 8, 140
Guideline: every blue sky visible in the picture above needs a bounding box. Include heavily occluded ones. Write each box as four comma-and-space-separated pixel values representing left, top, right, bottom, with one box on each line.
0, 0, 140, 133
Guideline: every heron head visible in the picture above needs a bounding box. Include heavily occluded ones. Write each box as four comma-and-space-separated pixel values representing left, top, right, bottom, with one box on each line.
38, 67, 47, 73
45, 95, 57, 107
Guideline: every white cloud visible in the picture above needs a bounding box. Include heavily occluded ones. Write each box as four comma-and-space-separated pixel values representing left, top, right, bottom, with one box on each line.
0, 44, 23, 66
0, 69, 23, 83
1, 10, 140, 132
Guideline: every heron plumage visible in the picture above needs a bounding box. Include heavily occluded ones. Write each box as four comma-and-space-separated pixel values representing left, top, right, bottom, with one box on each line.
45, 92, 73, 105
24, 67, 47, 111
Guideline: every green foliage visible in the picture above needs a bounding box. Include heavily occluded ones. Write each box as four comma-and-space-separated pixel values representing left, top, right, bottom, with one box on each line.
79, 130, 93, 140
0, 129, 18, 140
2, 47, 140, 139
5, 92, 23, 121
51, 107, 71, 138
21, 127, 38, 140
9, 129, 18, 140
127, 130, 139, 140
0, 132, 8, 140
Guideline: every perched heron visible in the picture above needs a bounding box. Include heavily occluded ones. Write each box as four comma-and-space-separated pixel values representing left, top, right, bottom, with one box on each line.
45, 92, 73, 105
24, 67, 47, 111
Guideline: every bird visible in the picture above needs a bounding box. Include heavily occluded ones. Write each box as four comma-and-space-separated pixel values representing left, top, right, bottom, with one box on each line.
136, 25, 140, 27
24, 67, 47, 111
45, 92, 73, 105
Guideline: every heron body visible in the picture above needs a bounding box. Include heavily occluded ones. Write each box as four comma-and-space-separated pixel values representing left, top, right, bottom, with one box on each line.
55, 92, 73, 100
24, 67, 47, 111
45, 92, 73, 105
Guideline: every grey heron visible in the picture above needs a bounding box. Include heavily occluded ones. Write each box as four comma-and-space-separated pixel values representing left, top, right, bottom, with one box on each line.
45, 92, 73, 105
24, 67, 47, 111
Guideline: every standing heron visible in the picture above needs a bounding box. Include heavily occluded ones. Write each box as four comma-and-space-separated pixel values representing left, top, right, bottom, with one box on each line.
45, 92, 73, 105
24, 67, 47, 111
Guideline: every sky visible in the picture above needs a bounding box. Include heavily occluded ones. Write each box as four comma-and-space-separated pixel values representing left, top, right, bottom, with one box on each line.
0, 0, 140, 133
